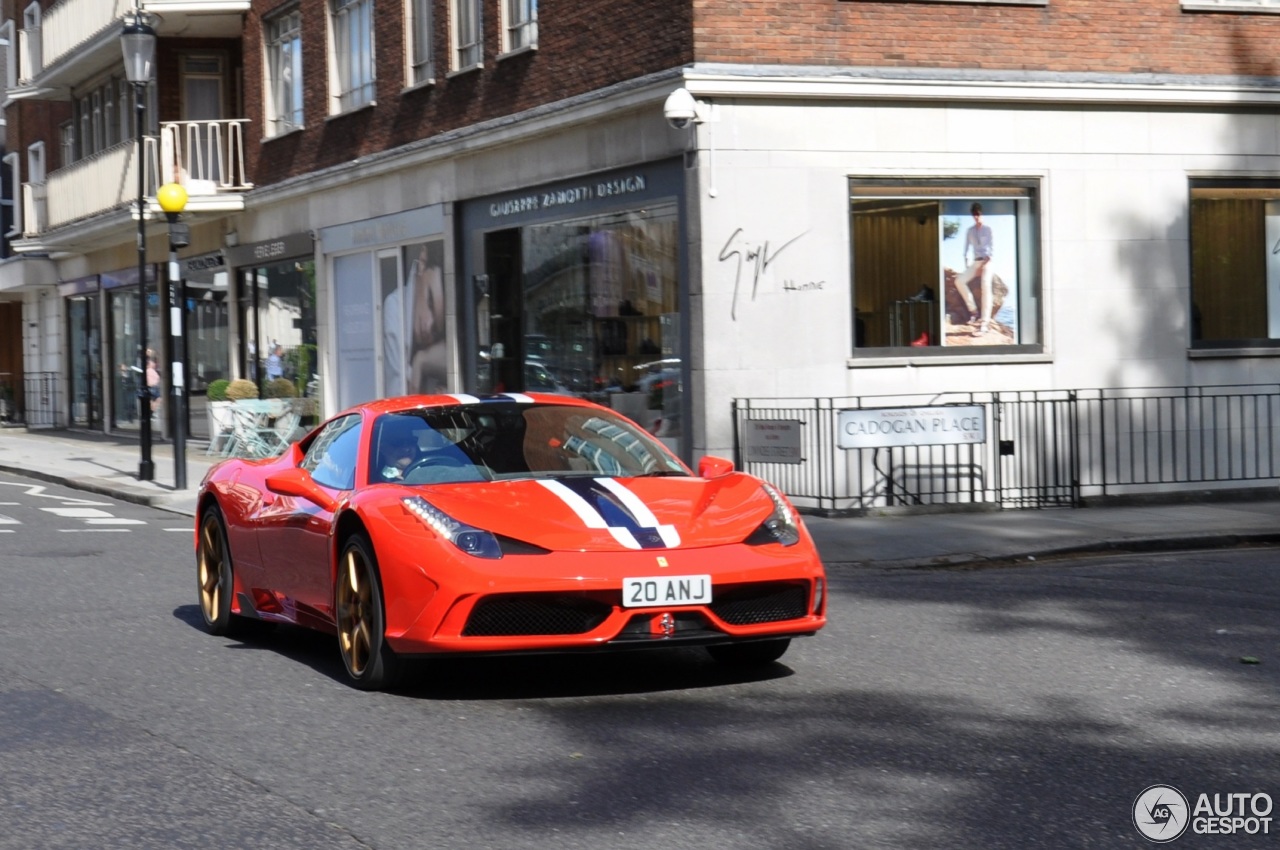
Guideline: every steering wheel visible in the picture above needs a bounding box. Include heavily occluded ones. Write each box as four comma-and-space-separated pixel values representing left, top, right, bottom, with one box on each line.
403, 453, 467, 478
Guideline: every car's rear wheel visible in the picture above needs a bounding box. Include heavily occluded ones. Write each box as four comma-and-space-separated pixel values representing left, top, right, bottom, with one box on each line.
335, 533, 400, 690
197, 506, 238, 635
707, 638, 791, 666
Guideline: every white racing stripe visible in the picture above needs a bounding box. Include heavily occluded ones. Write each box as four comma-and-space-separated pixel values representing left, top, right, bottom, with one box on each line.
536, 479, 642, 549
447, 393, 482, 405
594, 478, 681, 547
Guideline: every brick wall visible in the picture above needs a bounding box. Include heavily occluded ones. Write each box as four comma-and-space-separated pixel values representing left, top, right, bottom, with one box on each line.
692, 0, 1280, 77
246, 0, 693, 185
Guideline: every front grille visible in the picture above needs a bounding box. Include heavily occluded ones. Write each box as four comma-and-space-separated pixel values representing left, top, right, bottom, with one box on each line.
463, 594, 611, 637
710, 582, 809, 625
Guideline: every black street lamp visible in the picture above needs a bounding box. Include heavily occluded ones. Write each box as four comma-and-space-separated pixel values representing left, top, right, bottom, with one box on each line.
121, 12, 157, 481
158, 182, 190, 489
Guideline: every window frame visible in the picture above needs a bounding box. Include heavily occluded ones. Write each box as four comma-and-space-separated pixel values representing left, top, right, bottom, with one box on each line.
451, 0, 483, 73
328, 0, 376, 115
405, 0, 435, 87
500, 0, 537, 56
848, 177, 1043, 358
3, 151, 20, 238
264, 5, 304, 136
1188, 178, 1280, 351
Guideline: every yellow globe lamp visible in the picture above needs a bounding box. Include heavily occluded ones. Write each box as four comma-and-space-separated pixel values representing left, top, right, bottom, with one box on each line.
157, 181, 188, 214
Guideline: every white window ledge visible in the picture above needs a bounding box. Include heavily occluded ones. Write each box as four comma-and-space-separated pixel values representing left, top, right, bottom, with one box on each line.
839, 0, 1047, 5
1183, 1, 1280, 10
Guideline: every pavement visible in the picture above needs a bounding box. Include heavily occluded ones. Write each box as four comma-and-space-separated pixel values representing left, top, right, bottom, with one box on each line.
2, 425, 1279, 569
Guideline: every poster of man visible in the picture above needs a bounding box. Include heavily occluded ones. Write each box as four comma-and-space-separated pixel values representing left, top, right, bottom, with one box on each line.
405, 240, 447, 394
940, 200, 1018, 346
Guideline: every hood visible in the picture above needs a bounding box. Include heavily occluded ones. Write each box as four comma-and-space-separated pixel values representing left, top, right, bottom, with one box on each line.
409, 474, 775, 552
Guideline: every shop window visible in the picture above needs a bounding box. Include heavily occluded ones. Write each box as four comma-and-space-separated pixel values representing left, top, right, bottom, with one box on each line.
1190, 181, 1280, 347
850, 179, 1041, 352
475, 204, 682, 450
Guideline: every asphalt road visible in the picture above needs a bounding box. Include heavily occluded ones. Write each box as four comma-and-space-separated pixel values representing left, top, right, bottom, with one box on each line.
0, 472, 1277, 849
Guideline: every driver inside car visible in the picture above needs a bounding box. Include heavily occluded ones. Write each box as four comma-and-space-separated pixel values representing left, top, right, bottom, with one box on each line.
377, 431, 420, 481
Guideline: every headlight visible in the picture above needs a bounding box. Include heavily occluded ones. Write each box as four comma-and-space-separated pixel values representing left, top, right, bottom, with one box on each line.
402, 496, 503, 559
745, 482, 801, 547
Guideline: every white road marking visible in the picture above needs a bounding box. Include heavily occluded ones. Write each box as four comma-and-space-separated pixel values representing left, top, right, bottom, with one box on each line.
0, 514, 18, 525
85, 518, 146, 526
58, 529, 131, 533
0, 501, 19, 505
0, 529, 13, 534
163, 528, 190, 533
41, 507, 114, 518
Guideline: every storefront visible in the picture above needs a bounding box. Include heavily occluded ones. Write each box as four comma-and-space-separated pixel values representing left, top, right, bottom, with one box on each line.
60, 274, 105, 429
317, 206, 447, 411
225, 232, 316, 402
102, 265, 161, 433
182, 250, 232, 394
457, 160, 688, 457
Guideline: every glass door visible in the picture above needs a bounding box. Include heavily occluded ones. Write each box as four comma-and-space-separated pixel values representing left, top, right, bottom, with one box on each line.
67, 294, 103, 428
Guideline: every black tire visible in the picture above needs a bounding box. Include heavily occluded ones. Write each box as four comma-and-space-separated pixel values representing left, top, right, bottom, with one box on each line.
707, 638, 791, 666
196, 506, 238, 636
335, 533, 400, 691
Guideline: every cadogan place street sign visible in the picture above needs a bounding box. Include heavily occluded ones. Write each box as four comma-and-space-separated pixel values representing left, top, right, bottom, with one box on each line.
838, 405, 986, 449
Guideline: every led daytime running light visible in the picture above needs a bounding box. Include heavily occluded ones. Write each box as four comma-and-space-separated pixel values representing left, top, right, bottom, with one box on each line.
402, 496, 502, 559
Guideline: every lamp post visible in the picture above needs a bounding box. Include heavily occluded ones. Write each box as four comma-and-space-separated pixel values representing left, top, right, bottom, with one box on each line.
158, 182, 190, 489
121, 12, 157, 481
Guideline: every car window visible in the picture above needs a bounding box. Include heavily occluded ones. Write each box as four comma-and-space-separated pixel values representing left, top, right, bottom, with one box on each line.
372, 403, 686, 481
301, 414, 362, 490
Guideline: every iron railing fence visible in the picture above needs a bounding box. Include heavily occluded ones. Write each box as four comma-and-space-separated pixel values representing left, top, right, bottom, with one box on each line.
23, 373, 59, 429
734, 385, 1280, 514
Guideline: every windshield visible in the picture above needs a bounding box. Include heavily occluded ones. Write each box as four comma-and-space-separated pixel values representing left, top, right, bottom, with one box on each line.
369, 403, 688, 485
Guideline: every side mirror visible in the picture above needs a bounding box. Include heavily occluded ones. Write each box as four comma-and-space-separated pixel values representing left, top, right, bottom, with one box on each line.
266, 467, 338, 512
697, 455, 735, 478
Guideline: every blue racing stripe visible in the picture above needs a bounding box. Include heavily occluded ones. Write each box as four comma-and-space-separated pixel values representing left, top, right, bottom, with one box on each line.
555, 477, 668, 549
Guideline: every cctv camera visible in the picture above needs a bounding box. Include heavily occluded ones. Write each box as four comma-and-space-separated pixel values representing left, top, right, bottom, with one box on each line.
664, 88, 698, 130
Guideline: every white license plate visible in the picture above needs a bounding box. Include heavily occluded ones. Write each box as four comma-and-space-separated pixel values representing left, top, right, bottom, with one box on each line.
623, 575, 712, 608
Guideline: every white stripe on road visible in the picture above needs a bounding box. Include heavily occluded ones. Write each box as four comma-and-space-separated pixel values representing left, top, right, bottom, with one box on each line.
85, 518, 146, 526
0, 514, 18, 525
41, 507, 114, 518
163, 528, 190, 532
58, 529, 131, 533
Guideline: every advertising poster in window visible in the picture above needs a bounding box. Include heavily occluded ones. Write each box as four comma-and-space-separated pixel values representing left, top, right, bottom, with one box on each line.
403, 239, 447, 394
940, 200, 1019, 346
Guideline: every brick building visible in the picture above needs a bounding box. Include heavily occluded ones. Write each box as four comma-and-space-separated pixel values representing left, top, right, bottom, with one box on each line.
4, 0, 1280, 506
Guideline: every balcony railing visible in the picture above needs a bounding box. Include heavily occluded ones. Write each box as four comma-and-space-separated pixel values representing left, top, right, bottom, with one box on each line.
21, 119, 252, 237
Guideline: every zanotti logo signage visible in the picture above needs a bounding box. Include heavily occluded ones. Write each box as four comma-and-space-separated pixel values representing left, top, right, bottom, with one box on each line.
1133, 785, 1273, 842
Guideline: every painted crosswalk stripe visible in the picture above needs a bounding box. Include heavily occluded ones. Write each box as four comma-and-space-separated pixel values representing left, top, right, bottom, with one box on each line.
85, 518, 146, 526
0, 514, 18, 525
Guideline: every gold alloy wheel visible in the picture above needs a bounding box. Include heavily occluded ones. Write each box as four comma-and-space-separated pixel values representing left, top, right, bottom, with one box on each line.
336, 547, 375, 677
197, 513, 225, 625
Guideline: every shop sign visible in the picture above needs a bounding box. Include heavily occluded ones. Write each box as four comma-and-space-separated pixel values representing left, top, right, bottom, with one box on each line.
488, 175, 649, 220
837, 405, 986, 449
742, 419, 803, 464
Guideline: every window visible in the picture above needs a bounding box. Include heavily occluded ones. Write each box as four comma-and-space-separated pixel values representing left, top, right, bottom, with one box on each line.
3, 152, 20, 237
330, 0, 375, 113
0, 20, 15, 94
502, 0, 537, 53
406, 0, 435, 85
302, 414, 362, 491
266, 7, 303, 134
1189, 180, 1280, 347
849, 179, 1041, 351
452, 0, 482, 70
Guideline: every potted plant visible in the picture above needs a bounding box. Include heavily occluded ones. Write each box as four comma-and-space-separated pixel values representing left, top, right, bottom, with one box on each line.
203, 379, 233, 452
225, 378, 259, 401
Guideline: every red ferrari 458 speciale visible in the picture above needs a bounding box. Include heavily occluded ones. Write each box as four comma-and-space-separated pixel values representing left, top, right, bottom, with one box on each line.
195, 393, 827, 689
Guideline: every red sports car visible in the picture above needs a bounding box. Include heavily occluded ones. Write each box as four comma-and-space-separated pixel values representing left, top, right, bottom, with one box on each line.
195, 393, 826, 689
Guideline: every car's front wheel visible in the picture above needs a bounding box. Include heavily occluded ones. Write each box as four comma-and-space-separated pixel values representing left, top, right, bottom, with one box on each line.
335, 533, 400, 690
707, 638, 791, 666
